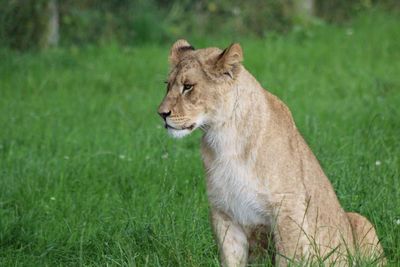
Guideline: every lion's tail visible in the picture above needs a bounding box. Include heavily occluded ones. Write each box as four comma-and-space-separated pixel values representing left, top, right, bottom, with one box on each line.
346, 212, 386, 266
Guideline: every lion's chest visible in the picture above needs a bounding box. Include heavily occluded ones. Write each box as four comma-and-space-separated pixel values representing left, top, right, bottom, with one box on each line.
206, 157, 269, 226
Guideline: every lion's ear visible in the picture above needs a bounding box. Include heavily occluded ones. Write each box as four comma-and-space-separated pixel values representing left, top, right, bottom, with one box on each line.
169, 39, 195, 66
215, 43, 243, 78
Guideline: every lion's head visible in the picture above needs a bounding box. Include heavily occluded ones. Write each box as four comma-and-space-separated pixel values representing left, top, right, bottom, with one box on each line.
157, 40, 243, 138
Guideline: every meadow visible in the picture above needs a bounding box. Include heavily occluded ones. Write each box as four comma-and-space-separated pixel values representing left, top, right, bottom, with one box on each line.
0, 11, 399, 266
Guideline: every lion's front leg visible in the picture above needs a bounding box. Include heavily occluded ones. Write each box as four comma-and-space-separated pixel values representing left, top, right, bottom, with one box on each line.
273, 208, 312, 267
211, 209, 249, 267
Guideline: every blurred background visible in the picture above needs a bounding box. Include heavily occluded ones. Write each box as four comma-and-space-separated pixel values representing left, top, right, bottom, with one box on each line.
1, 1, 400, 266
1, 0, 399, 50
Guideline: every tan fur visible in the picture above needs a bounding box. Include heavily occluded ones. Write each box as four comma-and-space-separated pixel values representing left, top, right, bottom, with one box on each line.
158, 40, 386, 266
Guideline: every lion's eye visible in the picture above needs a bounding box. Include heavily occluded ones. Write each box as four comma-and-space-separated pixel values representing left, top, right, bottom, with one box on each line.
183, 84, 193, 93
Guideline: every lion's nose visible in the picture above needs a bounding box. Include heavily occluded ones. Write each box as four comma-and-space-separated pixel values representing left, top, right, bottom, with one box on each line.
158, 110, 171, 120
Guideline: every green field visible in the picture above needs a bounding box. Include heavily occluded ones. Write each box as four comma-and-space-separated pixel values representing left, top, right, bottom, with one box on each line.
1, 11, 399, 266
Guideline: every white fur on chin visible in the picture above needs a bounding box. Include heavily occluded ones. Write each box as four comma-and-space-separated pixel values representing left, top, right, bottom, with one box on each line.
167, 128, 192, 138
166, 116, 205, 139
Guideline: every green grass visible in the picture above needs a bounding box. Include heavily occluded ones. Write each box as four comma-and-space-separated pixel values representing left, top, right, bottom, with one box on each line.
1, 11, 399, 266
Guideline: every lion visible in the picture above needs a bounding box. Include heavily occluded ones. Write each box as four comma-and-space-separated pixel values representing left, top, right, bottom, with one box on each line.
157, 39, 385, 266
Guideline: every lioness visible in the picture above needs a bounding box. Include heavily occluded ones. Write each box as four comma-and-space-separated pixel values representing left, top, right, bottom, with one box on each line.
157, 40, 385, 266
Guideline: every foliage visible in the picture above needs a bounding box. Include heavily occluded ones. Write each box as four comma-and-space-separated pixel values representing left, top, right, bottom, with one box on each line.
0, 11, 399, 266
316, 0, 400, 22
0, 0, 399, 50
0, 0, 48, 50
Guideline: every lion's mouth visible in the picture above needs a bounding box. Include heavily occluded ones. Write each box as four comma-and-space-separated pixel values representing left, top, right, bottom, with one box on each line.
165, 123, 195, 131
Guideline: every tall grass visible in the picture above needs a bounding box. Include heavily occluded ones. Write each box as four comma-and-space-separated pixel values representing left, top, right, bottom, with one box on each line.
0, 11, 399, 266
